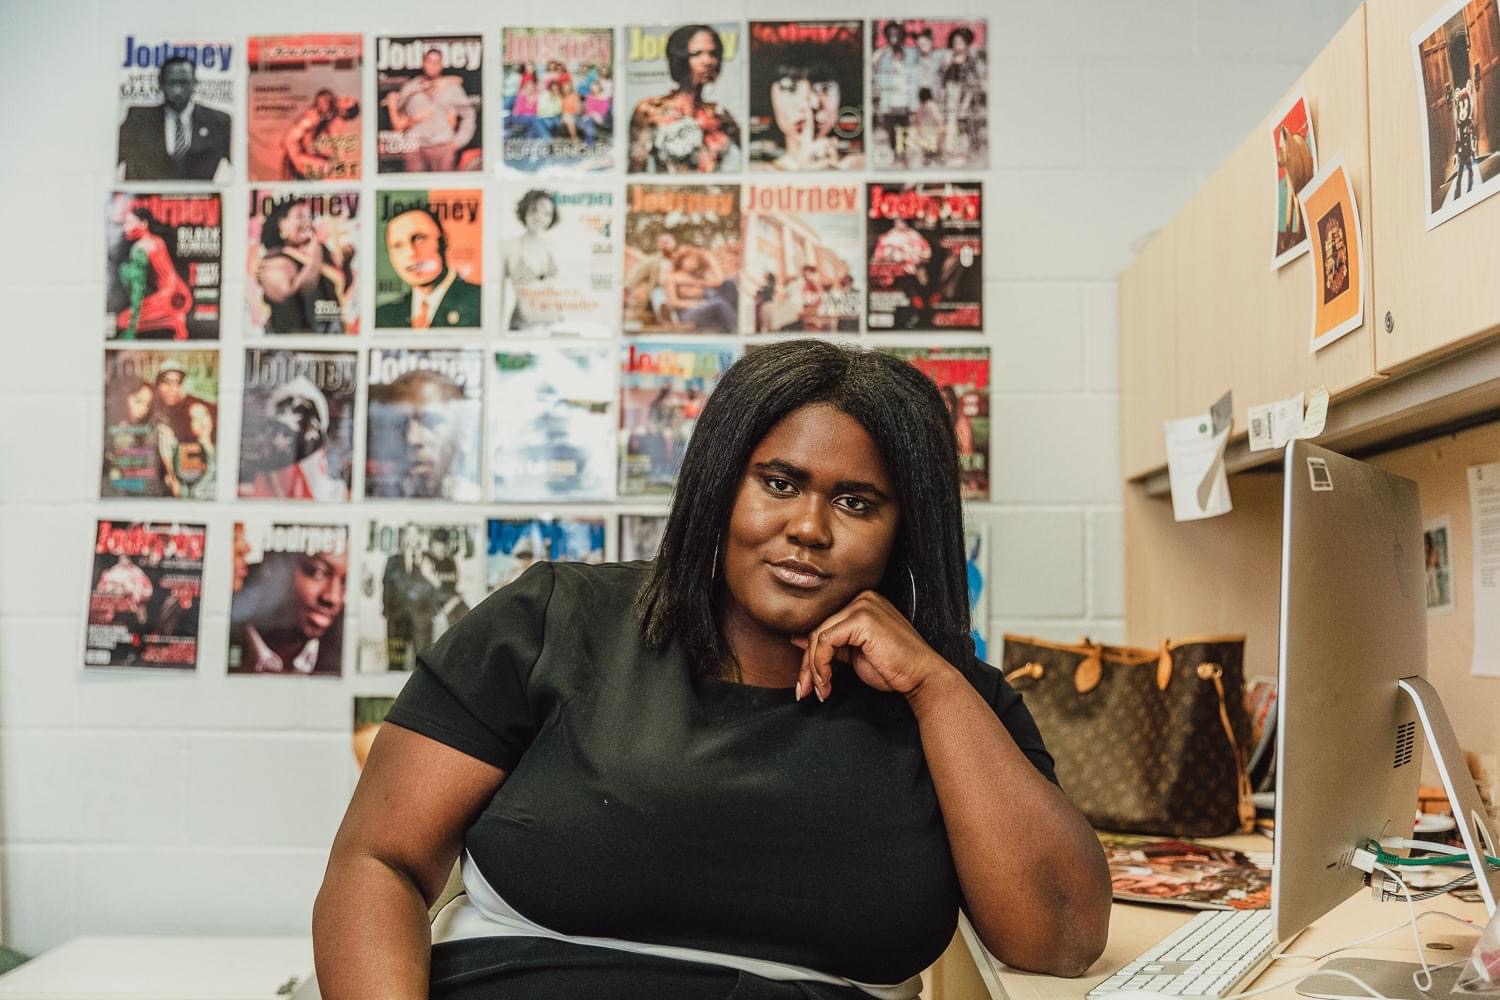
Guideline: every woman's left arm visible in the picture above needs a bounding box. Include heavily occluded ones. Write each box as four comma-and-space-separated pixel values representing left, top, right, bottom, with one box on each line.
797, 592, 1111, 977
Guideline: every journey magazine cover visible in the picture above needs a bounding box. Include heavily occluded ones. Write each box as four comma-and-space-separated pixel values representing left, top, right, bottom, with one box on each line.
359, 519, 483, 672
85, 519, 205, 669
491, 346, 614, 501
237, 348, 356, 501
228, 521, 349, 676
619, 342, 738, 495
866, 181, 983, 331
105, 192, 222, 340
101, 349, 218, 499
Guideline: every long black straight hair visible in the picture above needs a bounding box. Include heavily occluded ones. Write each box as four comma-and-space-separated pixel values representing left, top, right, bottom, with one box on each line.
636, 339, 974, 678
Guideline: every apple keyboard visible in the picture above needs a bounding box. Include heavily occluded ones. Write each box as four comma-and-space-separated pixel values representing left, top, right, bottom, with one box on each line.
1088, 908, 1277, 999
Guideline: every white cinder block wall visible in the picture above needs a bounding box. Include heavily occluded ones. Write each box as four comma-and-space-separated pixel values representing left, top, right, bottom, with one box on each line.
0, 0, 1360, 955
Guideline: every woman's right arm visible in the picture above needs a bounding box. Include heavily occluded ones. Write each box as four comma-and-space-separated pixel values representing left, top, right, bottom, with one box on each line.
312, 722, 507, 1000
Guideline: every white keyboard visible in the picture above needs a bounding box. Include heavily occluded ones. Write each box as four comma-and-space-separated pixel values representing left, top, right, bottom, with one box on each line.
1088, 908, 1278, 999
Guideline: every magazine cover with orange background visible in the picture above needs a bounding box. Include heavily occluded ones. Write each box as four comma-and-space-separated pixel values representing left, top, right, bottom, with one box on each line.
1270, 90, 1317, 269
373, 189, 483, 330
248, 34, 363, 181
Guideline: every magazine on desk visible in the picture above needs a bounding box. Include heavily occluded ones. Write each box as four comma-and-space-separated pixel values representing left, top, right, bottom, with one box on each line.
1099, 833, 1272, 910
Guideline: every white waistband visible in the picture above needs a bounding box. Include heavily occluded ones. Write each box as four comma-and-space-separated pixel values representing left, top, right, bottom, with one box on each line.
430, 852, 922, 1000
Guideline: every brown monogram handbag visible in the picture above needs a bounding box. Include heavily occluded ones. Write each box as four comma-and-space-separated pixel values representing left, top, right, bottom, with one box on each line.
1001, 633, 1256, 837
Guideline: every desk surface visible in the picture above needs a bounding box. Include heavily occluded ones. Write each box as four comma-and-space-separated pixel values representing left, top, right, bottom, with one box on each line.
943, 836, 1489, 1000
0, 936, 311, 1000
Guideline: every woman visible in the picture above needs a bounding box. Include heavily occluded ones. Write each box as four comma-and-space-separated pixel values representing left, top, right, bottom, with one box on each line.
500, 189, 561, 332
752, 43, 864, 171
115, 206, 191, 341
102, 376, 164, 496
628, 24, 742, 174
940, 29, 986, 162
313, 340, 1110, 997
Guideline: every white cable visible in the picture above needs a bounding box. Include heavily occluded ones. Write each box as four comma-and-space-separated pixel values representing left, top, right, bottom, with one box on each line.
1373, 862, 1434, 993
1378, 836, 1466, 856
1271, 909, 1478, 963
1221, 967, 1393, 1000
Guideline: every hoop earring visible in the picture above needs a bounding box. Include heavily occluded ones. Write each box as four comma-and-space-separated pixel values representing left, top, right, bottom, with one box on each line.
906, 564, 917, 620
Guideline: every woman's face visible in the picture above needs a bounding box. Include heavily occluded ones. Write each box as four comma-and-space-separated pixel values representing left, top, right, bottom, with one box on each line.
686, 30, 720, 86
720, 403, 899, 639
524, 197, 555, 233
126, 385, 153, 423
771, 75, 815, 145
189, 402, 214, 441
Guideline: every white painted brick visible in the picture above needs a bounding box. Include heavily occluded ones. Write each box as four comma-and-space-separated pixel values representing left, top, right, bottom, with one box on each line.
186, 734, 349, 850
1194, 0, 1362, 64
988, 284, 1085, 393
73, 847, 326, 937
0, 9, 100, 179
0, 508, 93, 617
1, 846, 76, 956
990, 396, 1123, 504
0, 397, 93, 504
1089, 508, 1126, 619
0, 287, 101, 398
73, 731, 189, 846
1085, 60, 1304, 171
991, 62, 1085, 169
997, 0, 1196, 58
992, 510, 1086, 617
1084, 282, 1121, 393
0, 729, 80, 843
0, 618, 78, 728
985, 168, 1201, 280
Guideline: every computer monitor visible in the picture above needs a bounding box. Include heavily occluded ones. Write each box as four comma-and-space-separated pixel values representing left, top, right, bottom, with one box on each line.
1273, 441, 1499, 994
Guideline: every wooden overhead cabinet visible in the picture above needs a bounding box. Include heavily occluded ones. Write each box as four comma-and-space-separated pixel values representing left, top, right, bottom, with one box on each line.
1368, 0, 1500, 374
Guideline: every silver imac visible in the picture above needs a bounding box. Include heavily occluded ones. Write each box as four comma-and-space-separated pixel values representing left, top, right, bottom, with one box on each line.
1273, 441, 1499, 997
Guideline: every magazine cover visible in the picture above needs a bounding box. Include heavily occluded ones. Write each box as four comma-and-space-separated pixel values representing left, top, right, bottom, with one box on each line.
354, 696, 395, 770
101, 349, 219, 499
105, 192, 222, 341
491, 346, 614, 501
866, 182, 983, 331
246, 189, 360, 335
740, 182, 862, 333
247, 34, 363, 181
623, 183, 741, 334
228, 521, 349, 676
376, 35, 483, 173
1098, 833, 1272, 910
117, 35, 234, 182
870, 20, 988, 170
878, 346, 989, 499
85, 519, 205, 669
1270, 90, 1318, 268
619, 342, 738, 495
486, 517, 606, 592
358, 519, 483, 672
237, 348, 356, 501
500, 183, 616, 337
366, 348, 484, 501
965, 523, 989, 661
1413, 0, 1500, 230
501, 27, 615, 172
373, 189, 483, 330
625, 23, 744, 174
619, 513, 667, 560
748, 21, 865, 171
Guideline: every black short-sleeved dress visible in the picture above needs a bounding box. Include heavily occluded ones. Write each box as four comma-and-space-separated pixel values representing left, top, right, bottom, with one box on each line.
385, 560, 1057, 999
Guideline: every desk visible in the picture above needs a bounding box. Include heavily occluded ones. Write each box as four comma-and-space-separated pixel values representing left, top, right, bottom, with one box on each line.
0, 936, 311, 1000
929, 836, 1489, 1000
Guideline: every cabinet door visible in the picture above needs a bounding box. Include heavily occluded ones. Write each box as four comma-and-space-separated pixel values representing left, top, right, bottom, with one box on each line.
1369, 0, 1500, 373
1182, 6, 1376, 438
1120, 228, 1178, 479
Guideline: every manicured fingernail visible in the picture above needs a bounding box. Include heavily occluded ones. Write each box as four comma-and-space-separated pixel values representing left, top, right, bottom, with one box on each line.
816, 686, 826, 703
794, 680, 804, 701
